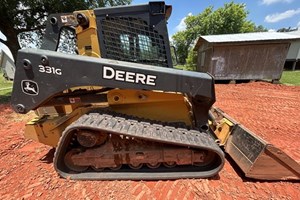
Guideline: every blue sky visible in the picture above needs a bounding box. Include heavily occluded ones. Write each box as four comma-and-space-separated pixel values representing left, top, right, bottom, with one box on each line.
133, 0, 300, 36
1, 0, 300, 58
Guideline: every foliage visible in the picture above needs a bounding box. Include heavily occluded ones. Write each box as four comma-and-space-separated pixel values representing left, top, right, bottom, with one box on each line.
185, 49, 197, 70
171, 31, 190, 64
277, 27, 298, 32
254, 25, 268, 32
0, 73, 13, 104
0, 74, 13, 89
56, 29, 77, 54
172, 2, 266, 68
0, 0, 132, 60
280, 71, 300, 86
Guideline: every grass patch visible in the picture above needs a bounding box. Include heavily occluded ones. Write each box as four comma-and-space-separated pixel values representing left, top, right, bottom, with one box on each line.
174, 64, 195, 71
174, 65, 186, 70
280, 70, 300, 86
0, 73, 13, 103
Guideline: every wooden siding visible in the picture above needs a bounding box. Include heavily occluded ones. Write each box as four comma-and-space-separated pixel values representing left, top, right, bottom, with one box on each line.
197, 42, 290, 81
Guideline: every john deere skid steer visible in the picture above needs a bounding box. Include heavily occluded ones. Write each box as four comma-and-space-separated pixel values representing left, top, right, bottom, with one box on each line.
10, 2, 300, 180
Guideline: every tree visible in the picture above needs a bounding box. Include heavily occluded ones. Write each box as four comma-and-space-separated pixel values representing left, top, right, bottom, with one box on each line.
0, 0, 132, 60
254, 25, 268, 32
172, 2, 266, 67
171, 31, 190, 64
277, 27, 298, 32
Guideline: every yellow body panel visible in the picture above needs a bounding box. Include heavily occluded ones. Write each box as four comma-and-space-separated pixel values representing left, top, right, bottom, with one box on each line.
24, 107, 93, 147
107, 89, 193, 126
74, 10, 101, 57
25, 89, 194, 146
212, 118, 234, 146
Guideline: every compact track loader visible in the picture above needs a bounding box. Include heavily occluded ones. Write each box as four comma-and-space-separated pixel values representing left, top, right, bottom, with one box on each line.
10, 2, 300, 180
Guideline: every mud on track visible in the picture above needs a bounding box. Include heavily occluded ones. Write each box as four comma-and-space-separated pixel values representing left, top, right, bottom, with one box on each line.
0, 82, 299, 199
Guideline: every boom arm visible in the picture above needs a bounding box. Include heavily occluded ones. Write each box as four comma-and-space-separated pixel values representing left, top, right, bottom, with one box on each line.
11, 48, 215, 129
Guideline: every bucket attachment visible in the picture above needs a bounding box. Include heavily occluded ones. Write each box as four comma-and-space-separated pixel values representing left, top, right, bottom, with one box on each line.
210, 107, 300, 181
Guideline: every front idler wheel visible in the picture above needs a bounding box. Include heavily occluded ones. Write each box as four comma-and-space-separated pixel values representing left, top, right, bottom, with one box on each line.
77, 130, 108, 148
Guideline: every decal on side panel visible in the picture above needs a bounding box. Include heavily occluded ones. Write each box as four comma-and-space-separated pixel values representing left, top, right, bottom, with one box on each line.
21, 80, 39, 96
38, 65, 62, 75
102, 66, 157, 86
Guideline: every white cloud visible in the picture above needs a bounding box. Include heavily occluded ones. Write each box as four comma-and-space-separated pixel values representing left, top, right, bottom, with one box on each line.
268, 29, 276, 32
261, 0, 293, 5
265, 8, 300, 23
298, 21, 300, 28
175, 13, 192, 32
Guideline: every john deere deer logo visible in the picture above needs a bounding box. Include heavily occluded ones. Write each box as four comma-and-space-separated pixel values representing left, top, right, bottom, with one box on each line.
21, 80, 39, 96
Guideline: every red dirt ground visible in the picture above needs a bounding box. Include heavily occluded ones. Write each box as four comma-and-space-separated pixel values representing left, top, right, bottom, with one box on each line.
0, 82, 299, 199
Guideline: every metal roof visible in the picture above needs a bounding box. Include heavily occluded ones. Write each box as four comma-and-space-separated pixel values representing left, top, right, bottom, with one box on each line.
194, 32, 300, 49
202, 32, 300, 43
284, 30, 300, 36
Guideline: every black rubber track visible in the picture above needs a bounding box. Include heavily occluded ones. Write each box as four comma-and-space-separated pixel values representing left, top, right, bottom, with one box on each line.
54, 110, 225, 180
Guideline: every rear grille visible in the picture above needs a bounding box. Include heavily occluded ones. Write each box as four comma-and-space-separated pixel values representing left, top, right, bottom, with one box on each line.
100, 17, 168, 67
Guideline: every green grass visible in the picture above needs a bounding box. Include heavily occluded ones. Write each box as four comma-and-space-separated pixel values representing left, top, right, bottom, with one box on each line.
174, 65, 186, 70
280, 70, 300, 86
0, 73, 13, 103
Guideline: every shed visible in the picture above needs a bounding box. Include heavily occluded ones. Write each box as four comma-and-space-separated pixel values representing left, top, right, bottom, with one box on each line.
194, 32, 300, 82
285, 30, 300, 70
0, 50, 15, 80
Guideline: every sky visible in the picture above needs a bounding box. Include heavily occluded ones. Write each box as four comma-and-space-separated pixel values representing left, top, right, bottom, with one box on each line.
133, 0, 300, 36
1, 0, 300, 58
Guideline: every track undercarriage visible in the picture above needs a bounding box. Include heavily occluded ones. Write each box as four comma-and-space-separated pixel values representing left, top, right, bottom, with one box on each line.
54, 110, 224, 180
